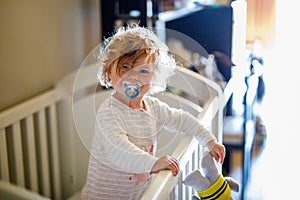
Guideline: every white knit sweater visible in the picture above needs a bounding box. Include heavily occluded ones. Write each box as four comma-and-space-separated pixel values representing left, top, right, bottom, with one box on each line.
81, 95, 216, 200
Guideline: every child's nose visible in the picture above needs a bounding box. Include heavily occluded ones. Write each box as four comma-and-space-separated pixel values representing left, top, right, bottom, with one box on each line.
125, 69, 140, 80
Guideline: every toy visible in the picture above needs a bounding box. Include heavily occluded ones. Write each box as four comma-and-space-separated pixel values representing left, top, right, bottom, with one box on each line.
183, 150, 239, 200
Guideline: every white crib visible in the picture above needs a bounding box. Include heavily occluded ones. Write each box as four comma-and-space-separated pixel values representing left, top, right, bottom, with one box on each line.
0, 90, 62, 199
0, 64, 224, 200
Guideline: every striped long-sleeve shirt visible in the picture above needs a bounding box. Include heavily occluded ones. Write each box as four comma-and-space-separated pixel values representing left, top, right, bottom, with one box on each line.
81, 95, 216, 200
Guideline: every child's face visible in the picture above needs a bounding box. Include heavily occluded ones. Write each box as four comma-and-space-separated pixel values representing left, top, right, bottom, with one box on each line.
108, 53, 157, 99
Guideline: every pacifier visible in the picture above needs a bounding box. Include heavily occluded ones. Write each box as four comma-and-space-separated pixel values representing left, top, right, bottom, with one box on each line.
122, 81, 142, 99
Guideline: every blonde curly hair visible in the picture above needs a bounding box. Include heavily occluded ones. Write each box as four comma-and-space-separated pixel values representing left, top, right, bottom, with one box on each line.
97, 24, 176, 94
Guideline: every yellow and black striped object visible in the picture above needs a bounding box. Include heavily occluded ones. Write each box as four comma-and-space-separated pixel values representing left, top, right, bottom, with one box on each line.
197, 175, 231, 200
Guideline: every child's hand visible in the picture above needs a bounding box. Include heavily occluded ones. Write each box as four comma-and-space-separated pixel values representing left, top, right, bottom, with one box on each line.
207, 141, 226, 164
151, 155, 180, 176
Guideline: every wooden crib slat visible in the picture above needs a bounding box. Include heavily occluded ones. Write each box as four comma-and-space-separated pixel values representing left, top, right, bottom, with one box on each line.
187, 156, 193, 200
49, 104, 62, 199
0, 128, 10, 181
0, 90, 61, 129
12, 122, 25, 187
25, 115, 39, 192
193, 146, 199, 169
37, 110, 51, 197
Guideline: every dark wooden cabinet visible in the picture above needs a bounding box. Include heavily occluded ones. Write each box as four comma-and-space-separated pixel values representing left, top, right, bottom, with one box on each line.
100, 0, 147, 39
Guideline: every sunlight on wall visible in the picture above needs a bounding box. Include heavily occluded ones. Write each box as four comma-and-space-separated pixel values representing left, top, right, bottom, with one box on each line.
253, 1, 300, 199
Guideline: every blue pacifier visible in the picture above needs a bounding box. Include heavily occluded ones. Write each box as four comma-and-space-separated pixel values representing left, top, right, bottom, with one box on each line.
122, 81, 142, 99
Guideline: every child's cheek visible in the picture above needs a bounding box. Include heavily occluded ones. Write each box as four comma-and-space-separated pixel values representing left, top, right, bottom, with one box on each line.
111, 76, 123, 89
141, 84, 151, 94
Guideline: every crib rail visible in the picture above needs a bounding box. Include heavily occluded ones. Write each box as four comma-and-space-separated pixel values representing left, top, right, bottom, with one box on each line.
0, 89, 62, 199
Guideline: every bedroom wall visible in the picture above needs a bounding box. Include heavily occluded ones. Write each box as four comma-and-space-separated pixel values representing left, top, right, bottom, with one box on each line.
0, 0, 101, 111
246, 0, 276, 50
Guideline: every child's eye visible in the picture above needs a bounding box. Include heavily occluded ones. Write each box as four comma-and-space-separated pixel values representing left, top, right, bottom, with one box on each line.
121, 65, 129, 70
139, 69, 150, 74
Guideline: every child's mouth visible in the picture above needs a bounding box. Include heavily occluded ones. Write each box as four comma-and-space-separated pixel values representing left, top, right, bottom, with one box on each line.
122, 81, 142, 99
